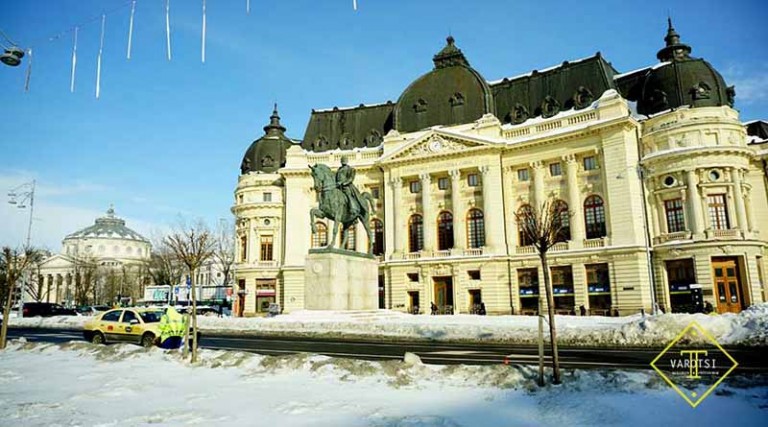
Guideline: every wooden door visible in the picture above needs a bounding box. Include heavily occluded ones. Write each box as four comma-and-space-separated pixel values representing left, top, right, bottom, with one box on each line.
712, 259, 742, 314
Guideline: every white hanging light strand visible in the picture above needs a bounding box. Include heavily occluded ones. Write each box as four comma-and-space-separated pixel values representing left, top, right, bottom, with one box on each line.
201, 0, 206, 63
24, 48, 32, 92
96, 14, 106, 99
165, 0, 172, 61
127, 0, 136, 59
246, 0, 250, 15
353, 0, 358, 11
70, 26, 78, 93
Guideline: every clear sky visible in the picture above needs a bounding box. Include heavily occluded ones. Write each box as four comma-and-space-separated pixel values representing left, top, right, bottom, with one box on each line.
1, 0, 766, 251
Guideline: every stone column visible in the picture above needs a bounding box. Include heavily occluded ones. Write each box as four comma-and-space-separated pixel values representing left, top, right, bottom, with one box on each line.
503, 166, 517, 251
449, 169, 465, 251
531, 161, 545, 209
685, 169, 704, 236
480, 165, 503, 254
390, 177, 403, 255
420, 173, 434, 252
731, 167, 749, 236
654, 194, 668, 234
564, 155, 585, 247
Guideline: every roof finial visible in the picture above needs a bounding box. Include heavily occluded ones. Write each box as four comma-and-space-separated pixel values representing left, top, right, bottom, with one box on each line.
107, 204, 115, 217
264, 103, 287, 135
656, 16, 691, 62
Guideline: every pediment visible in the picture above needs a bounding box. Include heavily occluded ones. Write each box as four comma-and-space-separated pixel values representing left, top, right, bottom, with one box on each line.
381, 131, 491, 163
39, 254, 74, 269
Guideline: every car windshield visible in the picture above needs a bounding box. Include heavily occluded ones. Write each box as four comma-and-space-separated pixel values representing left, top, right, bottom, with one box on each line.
139, 310, 164, 323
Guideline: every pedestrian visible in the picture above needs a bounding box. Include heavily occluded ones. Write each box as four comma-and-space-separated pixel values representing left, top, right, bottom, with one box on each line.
579, 305, 586, 316
479, 302, 486, 316
158, 306, 187, 350
430, 302, 438, 315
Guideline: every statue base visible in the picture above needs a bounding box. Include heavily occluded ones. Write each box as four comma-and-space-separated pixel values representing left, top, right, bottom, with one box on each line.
304, 249, 378, 310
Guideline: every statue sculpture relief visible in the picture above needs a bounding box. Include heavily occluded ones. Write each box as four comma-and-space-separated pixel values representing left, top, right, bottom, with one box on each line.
309, 156, 376, 253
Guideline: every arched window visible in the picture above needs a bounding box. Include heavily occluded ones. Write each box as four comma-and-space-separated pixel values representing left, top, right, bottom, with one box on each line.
409, 214, 424, 253
552, 199, 571, 242
517, 204, 535, 246
240, 236, 248, 262
437, 211, 454, 250
584, 195, 606, 239
312, 222, 328, 248
343, 224, 356, 251
467, 209, 485, 248
372, 219, 384, 256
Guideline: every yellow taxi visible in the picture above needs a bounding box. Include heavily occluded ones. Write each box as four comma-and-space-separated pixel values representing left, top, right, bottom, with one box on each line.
83, 307, 165, 347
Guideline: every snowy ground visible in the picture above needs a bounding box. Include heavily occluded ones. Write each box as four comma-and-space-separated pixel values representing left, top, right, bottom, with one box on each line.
9, 303, 768, 347
0, 340, 766, 427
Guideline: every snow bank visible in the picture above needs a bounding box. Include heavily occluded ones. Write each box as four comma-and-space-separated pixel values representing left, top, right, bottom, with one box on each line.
8, 303, 768, 347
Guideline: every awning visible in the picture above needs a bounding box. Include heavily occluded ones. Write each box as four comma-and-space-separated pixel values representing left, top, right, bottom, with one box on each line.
255, 289, 276, 297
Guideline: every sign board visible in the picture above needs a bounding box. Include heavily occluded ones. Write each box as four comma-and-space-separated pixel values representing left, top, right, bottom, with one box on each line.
174, 286, 180, 294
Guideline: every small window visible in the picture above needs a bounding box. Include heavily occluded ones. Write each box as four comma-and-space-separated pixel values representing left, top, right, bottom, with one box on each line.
238, 194, 244, 204
263, 192, 272, 202
371, 187, 380, 199
438, 177, 449, 190
467, 173, 479, 187
663, 176, 676, 187
121, 310, 138, 324
517, 169, 529, 181
549, 163, 562, 177
468, 270, 481, 280
407, 273, 419, 282
583, 156, 597, 171
102, 310, 122, 322
409, 181, 421, 194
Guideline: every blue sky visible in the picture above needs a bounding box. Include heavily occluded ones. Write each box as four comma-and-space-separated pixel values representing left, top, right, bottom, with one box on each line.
1, 0, 766, 251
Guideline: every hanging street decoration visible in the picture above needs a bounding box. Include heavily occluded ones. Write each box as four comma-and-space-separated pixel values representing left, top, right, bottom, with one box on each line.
165, 0, 172, 61
127, 0, 136, 60
201, 0, 207, 63
70, 27, 78, 93
95, 14, 106, 99
24, 48, 32, 92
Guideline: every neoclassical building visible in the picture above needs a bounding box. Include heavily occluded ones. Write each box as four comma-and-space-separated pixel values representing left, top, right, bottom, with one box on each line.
36, 207, 151, 306
232, 21, 768, 317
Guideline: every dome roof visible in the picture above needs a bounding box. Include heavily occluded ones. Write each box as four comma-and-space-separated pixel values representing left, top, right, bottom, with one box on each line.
240, 106, 293, 174
64, 207, 148, 243
394, 37, 494, 133
637, 19, 734, 116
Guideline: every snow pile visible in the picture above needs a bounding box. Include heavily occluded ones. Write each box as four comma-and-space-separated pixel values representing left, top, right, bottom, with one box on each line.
8, 304, 768, 347
1, 341, 766, 427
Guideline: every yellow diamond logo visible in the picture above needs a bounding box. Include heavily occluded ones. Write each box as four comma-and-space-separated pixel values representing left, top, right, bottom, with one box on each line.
650, 321, 738, 408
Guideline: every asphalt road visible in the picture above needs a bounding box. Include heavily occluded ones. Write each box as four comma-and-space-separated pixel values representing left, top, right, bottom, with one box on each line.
6, 327, 768, 372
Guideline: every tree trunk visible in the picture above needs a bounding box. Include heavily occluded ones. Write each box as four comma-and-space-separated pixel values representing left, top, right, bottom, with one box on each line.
190, 269, 198, 363
540, 252, 561, 384
0, 275, 17, 350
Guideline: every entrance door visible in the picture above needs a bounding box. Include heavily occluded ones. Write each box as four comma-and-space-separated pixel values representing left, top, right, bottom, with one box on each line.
712, 259, 742, 314
433, 277, 454, 314
408, 291, 420, 314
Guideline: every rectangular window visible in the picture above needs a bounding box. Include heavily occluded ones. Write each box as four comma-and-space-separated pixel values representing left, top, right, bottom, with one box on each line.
407, 273, 419, 282
240, 236, 247, 262
438, 177, 449, 190
409, 180, 421, 194
664, 198, 686, 233
583, 156, 597, 171
517, 168, 529, 181
707, 194, 729, 230
549, 162, 562, 177
263, 192, 272, 202
467, 173, 479, 187
468, 270, 481, 280
371, 187, 380, 199
260, 236, 273, 261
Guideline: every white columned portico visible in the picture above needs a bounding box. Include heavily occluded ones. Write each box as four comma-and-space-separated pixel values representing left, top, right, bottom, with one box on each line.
389, 177, 403, 255
449, 169, 465, 251
731, 167, 749, 237
564, 155, 585, 248
685, 169, 704, 236
420, 173, 434, 252
480, 164, 504, 254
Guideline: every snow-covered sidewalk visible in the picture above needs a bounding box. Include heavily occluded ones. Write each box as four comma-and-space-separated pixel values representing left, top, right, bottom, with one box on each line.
0, 340, 766, 426
8, 303, 768, 347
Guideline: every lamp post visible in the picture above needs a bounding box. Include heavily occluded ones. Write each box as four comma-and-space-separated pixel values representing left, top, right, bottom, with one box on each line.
8, 179, 36, 317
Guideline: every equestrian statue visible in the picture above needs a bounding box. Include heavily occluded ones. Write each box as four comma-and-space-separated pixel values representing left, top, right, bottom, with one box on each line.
309, 156, 376, 253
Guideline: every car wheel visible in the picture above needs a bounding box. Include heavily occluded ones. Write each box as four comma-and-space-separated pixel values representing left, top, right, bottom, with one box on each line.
91, 332, 105, 345
141, 333, 156, 348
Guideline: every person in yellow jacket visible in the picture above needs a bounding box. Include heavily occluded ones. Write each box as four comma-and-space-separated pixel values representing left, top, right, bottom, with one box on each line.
158, 306, 187, 349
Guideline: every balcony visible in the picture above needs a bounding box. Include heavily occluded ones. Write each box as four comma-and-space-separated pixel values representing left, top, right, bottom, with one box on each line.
707, 228, 742, 240
516, 245, 536, 254
550, 242, 569, 252
653, 231, 692, 245
255, 260, 278, 268
583, 238, 605, 249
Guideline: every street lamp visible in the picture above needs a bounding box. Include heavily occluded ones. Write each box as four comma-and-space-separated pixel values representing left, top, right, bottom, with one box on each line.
7, 180, 36, 317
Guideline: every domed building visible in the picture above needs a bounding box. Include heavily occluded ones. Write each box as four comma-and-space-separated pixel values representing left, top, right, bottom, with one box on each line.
37, 207, 151, 307
233, 21, 767, 317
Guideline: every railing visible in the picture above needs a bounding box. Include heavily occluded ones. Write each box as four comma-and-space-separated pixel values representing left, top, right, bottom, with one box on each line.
463, 248, 483, 256
710, 228, 741, 239
516, 245, 536, 254
404, 252, 421, 260
654, 231, 692, 244
550, 242, 569, 252
583, 238, 605, 248
255, 260, 278, 268
433, 250, 451, 258
502, 109, 600, 140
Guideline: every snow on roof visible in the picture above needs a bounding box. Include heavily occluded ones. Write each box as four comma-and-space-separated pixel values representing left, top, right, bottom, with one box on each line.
487, 54, 598, 85
314, 101, 393, 113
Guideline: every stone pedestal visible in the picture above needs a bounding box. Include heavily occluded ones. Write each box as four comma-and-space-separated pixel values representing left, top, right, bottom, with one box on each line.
304, 248, 379, 310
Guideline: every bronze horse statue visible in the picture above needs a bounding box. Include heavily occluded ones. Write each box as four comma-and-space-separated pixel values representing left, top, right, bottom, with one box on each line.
309, 163, 376, 253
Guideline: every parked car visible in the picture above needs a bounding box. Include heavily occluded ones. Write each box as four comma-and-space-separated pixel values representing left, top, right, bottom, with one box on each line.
22, 303, 79, 317
83, 307, 201, 348
76, 305, 111, 316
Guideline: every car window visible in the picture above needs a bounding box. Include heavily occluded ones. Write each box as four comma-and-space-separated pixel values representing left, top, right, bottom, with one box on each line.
139, 310, 163, 323
101, 310, 122, 322
122, 310, 138, 324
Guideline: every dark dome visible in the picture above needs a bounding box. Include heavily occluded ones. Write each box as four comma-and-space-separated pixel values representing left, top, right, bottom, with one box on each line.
394, 37, 494, 133
637, 19, 734, 116
241, 106, 293, 174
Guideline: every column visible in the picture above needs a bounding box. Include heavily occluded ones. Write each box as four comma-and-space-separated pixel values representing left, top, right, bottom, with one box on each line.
654, 194, 668, 234
685, 169, 704, 236
531, 161, 545, 209
480, 165, 504, 254
389, 177, 403, 255
420, 173, 434, 252
449, 169, 465, 251
731, 167, 749, 236
503, 166, 517, 251
564, 155, 585, 247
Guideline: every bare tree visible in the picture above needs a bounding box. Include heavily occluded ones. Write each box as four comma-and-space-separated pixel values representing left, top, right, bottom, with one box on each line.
514, 197, 571, 385
1, 246, 39, 349
211, 219, 235, 288
72, 254, 101, 306
25, 251, 48, 302
163, 220, 214, 363
145, 238, 184, 302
